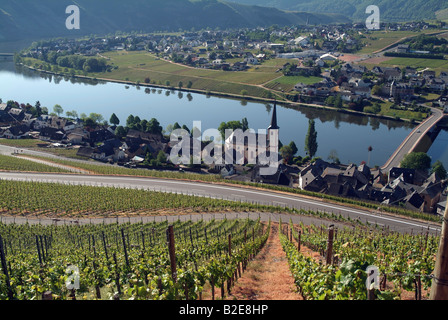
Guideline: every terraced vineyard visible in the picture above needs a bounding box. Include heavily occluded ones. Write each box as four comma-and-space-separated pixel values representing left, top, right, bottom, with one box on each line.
0, 217, 269, 300
280, 220, 439, 300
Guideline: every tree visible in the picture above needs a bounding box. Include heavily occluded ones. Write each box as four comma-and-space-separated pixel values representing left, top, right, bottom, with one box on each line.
400, 152, 432, 171
370, 85, 381, 96
242, 118, 249, 131
156, 150, 167, 164
115, 126, 127, 139
305, 119, 318, 159
89, 113, 104, 124
328, 149, 340, 164
280, 145, 293, 164
66, 110, 78, 119
110, 113, 120, 126
289, 141, 298, 157
334, 95, 343, 109
431, 161, 447, 179
147, 118, 163, 135
53, 104, 64, 116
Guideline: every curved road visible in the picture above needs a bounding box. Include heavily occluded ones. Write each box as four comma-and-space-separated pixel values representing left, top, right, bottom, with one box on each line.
0, 171, 440, 235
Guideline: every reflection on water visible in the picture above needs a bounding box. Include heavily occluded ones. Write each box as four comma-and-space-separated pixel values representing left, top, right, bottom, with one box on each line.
428, 127, 448, 169
0, 61, 416, 166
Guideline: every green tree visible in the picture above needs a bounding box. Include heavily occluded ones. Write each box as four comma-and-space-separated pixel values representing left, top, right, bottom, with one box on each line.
115, 126, 127, 139
289, 141, 298, 156
305, 119, 318, 159
280, 145, 293, 164
400, 152, 431, 171
334, 95, 343, 109
242, 117, 249, 131
147, 118, 163, 135
156, 150, 167, 164
431, 160, 447, 179
110, 113, 120, 126
53, 104, 64, 116
66, 110, 78, 119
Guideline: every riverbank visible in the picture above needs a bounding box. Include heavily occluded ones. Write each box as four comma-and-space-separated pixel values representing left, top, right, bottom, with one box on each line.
17, 62, 427, 125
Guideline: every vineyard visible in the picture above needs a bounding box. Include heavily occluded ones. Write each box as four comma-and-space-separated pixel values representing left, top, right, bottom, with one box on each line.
0, 217, 269, 300
279, 220, 439, 300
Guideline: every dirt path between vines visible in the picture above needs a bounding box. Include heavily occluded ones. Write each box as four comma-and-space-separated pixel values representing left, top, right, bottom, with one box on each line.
226, 223, 302, 300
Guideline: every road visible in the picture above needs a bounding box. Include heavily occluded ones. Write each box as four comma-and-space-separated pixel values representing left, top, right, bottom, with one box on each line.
0, 171, 440, 235
381, 107, 445, 172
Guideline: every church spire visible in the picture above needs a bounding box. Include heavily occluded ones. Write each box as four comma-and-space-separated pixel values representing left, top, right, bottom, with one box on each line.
268, 101, 279, 130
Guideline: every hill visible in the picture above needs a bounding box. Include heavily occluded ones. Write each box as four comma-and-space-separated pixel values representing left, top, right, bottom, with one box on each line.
0, 0, 350, 43
226, 0, 448, 22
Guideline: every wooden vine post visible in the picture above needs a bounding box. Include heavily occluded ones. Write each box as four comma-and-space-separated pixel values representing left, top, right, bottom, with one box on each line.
0, 235, 14, 300
430, 205, 448, 299
326, 225, 334, 265
167, 225, 177, 283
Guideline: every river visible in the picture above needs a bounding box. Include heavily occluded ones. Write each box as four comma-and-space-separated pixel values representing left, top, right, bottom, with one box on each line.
0, 59, 417, 168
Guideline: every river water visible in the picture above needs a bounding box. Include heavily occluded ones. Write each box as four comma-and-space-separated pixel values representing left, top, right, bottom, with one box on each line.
0, 59, 417, 167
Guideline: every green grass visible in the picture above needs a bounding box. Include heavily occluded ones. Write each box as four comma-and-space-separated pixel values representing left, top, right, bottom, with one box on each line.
358, 29, 445, 54
380, 57, 448, 73
0, 154, 71, 173
264, 75, 322, 92
0, 139, 50, 148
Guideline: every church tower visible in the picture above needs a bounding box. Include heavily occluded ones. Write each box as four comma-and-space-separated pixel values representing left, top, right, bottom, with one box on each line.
267, 101, 279, 151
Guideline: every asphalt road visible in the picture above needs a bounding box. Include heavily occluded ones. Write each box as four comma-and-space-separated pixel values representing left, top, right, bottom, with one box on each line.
0, 171, 441, 235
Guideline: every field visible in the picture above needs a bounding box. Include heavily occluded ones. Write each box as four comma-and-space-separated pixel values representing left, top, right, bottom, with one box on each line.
91, 51, 281, 98
358, 30, 443, 54
379, 57, 448, 74
264, 75, 323, 92
0, 154, 71, 173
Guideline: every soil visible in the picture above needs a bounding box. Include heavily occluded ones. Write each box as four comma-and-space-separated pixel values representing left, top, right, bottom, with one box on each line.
225, 223, 303, 300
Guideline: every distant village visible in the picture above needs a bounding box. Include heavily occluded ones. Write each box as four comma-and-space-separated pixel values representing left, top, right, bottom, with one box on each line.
21, 21, 448, 112
7, 21, 448, 215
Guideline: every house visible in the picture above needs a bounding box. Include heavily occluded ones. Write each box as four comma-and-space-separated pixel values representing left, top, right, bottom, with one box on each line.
388, 167, 416, 184
38, 127, 65, 142
232, 61, 247, 71
76, 146, 95, 158
422, 70, 436, 79
438, 96, 448, 112
244, 57, 258, 65
66, 128, 89, 145
2, 124, 30, 139
8, 108, 25, 122
382, 67, 402, 81
429, 78, 446, 91
396, 44, 410, 53
440, 71, 448, 83
292, 36, 310, 47
436, 201, 446, 215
